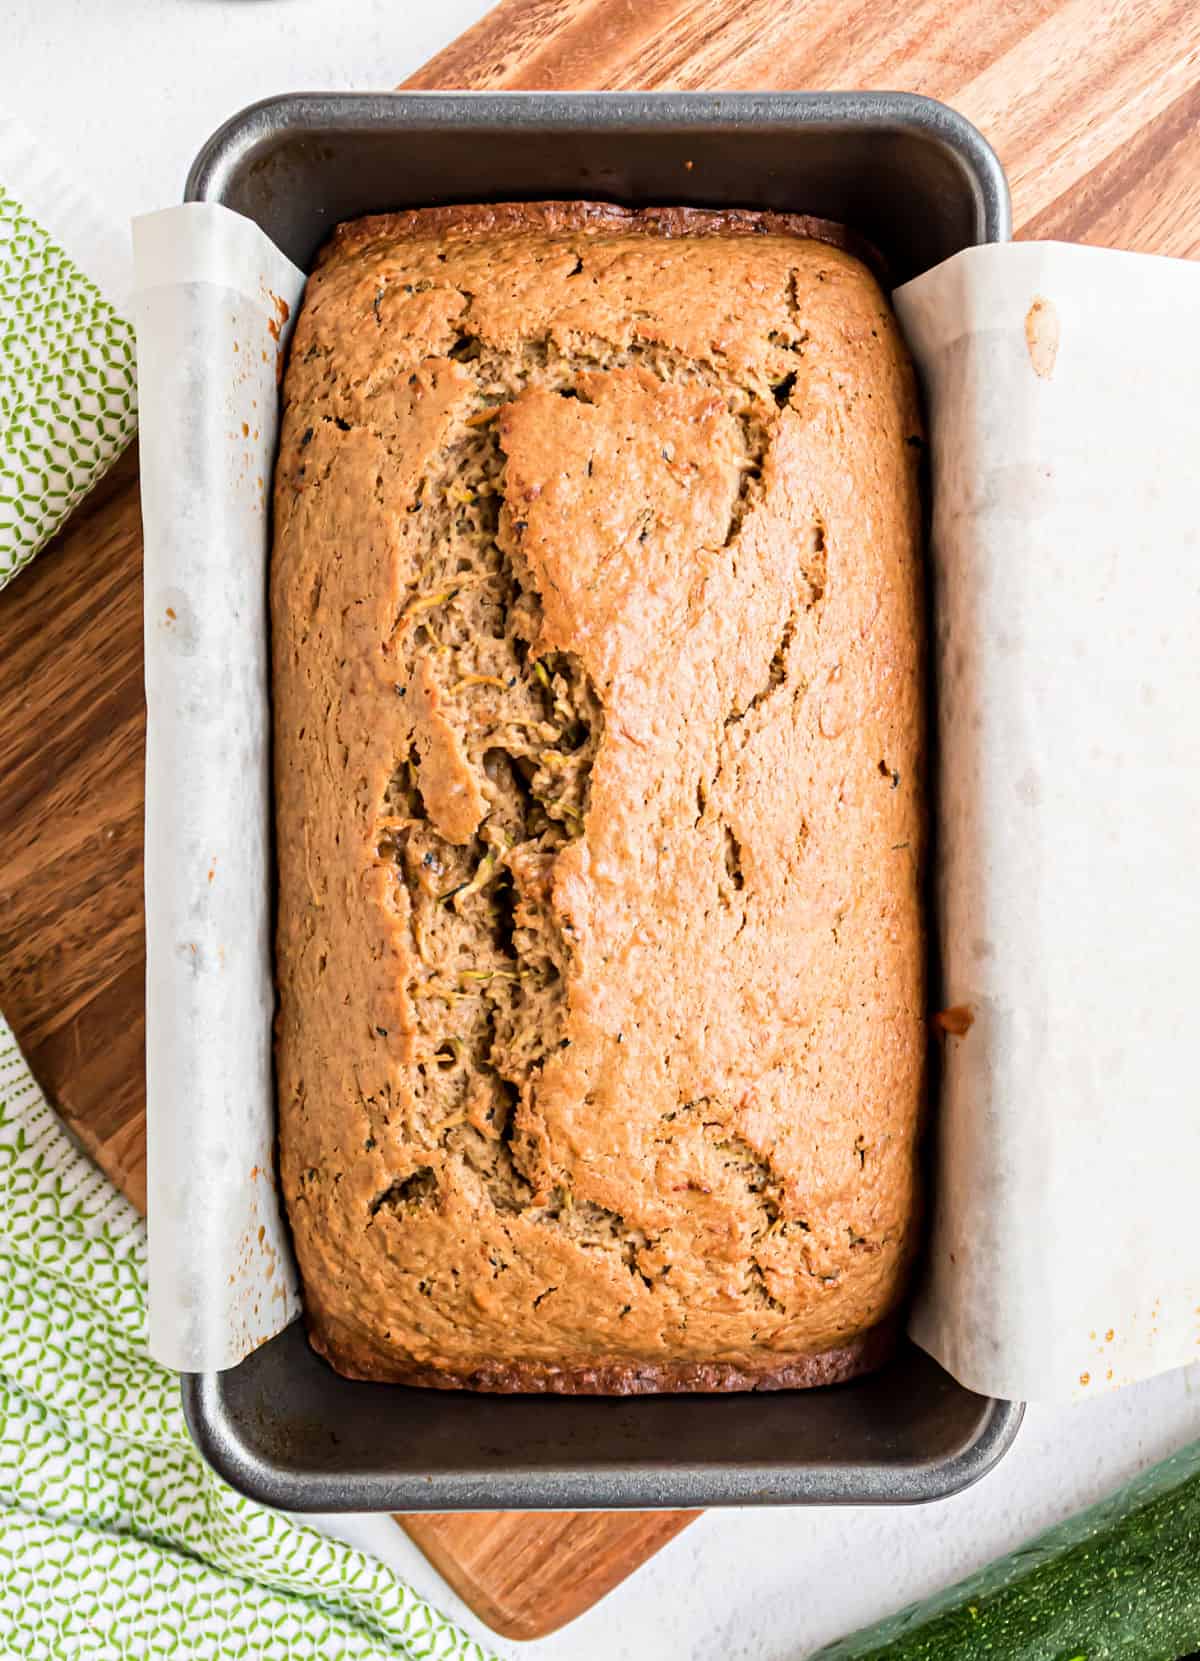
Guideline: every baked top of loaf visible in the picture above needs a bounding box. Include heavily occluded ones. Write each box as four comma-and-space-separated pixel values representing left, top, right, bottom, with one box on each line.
272, 202, 925, 1392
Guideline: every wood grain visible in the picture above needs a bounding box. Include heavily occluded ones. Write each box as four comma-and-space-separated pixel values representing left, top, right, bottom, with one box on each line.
410, 0, 1200, 256
1, 0, 1198, 1639
0, 444, 147, 1211
401, 1508, 700, 1640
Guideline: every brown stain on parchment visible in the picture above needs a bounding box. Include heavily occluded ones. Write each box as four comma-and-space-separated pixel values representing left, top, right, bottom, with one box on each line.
932, 1004, 975, 1037
1025, 297, 1060, 378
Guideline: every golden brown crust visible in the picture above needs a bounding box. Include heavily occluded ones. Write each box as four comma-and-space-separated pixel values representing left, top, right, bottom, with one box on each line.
272, 200, 925, 1395
308, 1316, 898, 1393
323, 200, 885, 278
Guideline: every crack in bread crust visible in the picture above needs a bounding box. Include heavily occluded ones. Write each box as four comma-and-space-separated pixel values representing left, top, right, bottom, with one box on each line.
272, 201, 925, 1392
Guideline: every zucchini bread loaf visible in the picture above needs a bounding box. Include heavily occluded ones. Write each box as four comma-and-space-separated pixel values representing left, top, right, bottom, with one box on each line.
272, 202, 925, 1392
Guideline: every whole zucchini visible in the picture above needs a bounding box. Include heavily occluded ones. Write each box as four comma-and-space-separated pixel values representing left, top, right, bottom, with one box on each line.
814, 1439, 1200, 1661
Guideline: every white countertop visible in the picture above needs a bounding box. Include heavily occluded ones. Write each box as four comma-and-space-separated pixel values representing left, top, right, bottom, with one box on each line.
10, 3, 1198, 1654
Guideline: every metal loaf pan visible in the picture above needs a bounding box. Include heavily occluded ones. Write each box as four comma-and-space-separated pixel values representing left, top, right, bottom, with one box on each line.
181, 90, 1020, 1513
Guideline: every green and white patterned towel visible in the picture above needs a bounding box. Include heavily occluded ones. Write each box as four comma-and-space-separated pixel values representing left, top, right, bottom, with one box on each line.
0, 109, 137, 587
0, 1014, 498, 1661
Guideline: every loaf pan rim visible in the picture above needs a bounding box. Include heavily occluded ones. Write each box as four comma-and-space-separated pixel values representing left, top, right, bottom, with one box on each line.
174, 86, 1017, 1513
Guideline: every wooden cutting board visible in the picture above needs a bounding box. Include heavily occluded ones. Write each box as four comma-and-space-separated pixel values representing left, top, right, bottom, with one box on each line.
2, 0, 1199, 1641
